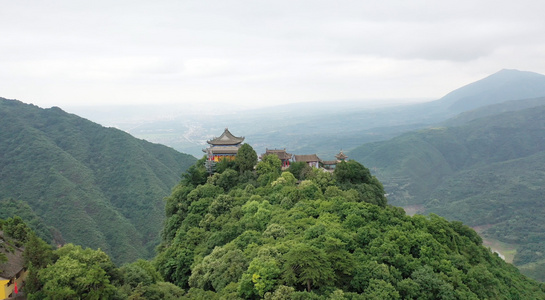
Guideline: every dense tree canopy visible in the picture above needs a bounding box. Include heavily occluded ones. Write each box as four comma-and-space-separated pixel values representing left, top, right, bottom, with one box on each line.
0, 98, 196, 264
4, 154, 545, 299
155, 158, 545, 299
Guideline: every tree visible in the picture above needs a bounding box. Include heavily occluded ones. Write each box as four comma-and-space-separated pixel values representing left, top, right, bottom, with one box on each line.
24, 232, 55, 269
3, 216, 31, 243
256, 155, 282, 186
282, 243, 334, 292
183, 156, 209, 186
36, 244, 117, 300
235, 144, 258, 173
288, 162, 312, 180
334, 160, 372, 185
239, 256, 281, 297
120, 259, 162, 289
189, 246, 248, 292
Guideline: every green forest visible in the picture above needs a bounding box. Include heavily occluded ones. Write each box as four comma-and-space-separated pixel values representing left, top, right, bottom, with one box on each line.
349, 104, 545, 280
153, 150, 544, 299
0, 98, 196, 264
3, 147, 545, 299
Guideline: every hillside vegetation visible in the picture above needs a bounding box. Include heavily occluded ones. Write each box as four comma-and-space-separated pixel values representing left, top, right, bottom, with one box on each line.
0, 98, 196, 264
349, 104, 545, 279
154, 153, 545, 299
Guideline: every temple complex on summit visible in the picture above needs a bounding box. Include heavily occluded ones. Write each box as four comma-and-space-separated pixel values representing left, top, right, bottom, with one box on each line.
294, 154, 321, 168
203, 128, 245, 162
203, 128, 348, 171
261, 149, 293, 168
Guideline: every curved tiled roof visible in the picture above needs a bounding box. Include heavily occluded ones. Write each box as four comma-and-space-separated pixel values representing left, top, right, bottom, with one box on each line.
0, 232, 24, 280
207, 128, 245, 145
208, 146, 240, 154
262, 149, 293, 160
335, 150, 348, 160
294, 154, 321, 162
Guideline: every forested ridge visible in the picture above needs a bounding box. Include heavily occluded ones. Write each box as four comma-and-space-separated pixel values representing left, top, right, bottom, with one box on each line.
349, 104, 545, 280
0, 98, 196, 264
152, 150, 545, 299
3, 145, 545, 299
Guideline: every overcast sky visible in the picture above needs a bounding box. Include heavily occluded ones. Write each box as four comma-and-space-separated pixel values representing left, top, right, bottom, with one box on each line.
2, 0, 545, 109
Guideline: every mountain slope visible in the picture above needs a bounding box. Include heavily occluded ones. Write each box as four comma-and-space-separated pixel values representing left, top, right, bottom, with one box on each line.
0, 98, 196, 264
431, 69, 545, 113
349, 105, 545, 274
154, 157, 545, 298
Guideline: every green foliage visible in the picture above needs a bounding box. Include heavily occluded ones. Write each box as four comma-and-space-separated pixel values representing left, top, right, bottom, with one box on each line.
120, 259, 163, 288
183, 156, 209, 186
36, 244, 118, 299
24, 232, 56, 269
0, 198, 53, 243
3, 216, 31, 244
0, 98, 196, 264
155, 159, 545, 298
282, 243, 335, 292
288, 162, 312, 180
334, 160, 372, 185
256, 154, 282, 186
349, 105, 545, 277
128, 281, 185, 300
235, 144, 258, 173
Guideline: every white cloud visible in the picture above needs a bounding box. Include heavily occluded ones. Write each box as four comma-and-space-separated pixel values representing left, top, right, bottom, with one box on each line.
1, 0, 545, 108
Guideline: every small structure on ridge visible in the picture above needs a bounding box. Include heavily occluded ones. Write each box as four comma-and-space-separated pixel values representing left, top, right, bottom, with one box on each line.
322, 150, 348, 170
294, 154, 321, 168
0, 232, 27, 299
335, 150, 348, 162
203, 128, 245, 162
261, 149, 293, 168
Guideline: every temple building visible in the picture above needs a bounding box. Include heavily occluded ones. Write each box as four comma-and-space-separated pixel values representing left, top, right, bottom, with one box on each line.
335, 150, 348, 162
0, 233, 27, 300
322, 150, 348, 170
203, 128, 245, 162
294, 154, 321, 168
261, 149, 293, 168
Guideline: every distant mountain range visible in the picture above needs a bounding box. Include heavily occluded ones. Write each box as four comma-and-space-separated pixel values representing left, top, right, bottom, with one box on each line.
349, 98, 545, 280
427, 69, 545, 113
98, 69, 545, 162
4, 68, 545, 277
0, 98, 196, 264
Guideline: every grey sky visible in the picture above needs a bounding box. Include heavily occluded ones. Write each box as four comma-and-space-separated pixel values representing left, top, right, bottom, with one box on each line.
2, 0, 545, 109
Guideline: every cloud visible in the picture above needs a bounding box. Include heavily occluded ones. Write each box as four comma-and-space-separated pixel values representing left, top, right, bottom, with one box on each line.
1, 0, 545, 107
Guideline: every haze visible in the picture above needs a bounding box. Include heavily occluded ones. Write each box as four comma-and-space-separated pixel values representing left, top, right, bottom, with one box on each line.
2, 0, 545, 110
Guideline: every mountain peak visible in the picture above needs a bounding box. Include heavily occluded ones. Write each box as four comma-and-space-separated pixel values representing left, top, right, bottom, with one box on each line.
434, 69, 545, 113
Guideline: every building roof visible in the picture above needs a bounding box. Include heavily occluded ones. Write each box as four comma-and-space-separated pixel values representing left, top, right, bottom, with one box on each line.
322, 160, 338, 165
207, 146, 241, 155
294, 154, 321, 162
0, 232, 25, 280
207, 128, 245, 145
335, 150, 348, 160
262, 149, 293, 160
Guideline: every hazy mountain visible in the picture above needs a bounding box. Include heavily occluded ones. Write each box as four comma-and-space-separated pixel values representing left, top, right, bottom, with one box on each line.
0, 98, 196, 264
349, 105, 545, 279
429, 69, 545, 113
441, 96, 545, 127
79, 69, 545, 161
